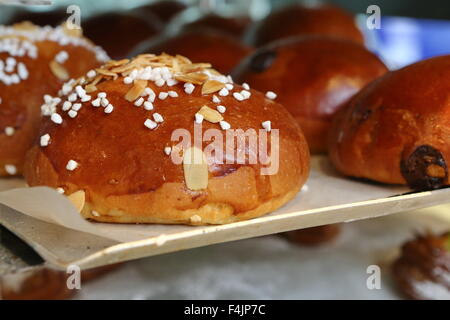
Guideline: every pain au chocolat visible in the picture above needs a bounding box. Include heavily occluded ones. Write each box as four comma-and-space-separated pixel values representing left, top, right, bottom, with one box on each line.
24, 53, 310, 225
0, 22, 108, 177
329, 56, 450, 190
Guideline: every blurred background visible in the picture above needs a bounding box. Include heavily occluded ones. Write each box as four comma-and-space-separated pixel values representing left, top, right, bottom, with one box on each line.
1, 0, 450, 300
1, 0, 450, 69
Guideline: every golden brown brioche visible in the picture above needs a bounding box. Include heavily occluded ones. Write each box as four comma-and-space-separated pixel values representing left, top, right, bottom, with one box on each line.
137, 0, 187, 23
392, 232, 450, 300
0, 22, 108, 177
251, 4, 364, 47
134, 28, 253, 74
232, 36, 388, 153
82, 12, 162, 60
329, 55, 450, 190
24, 53, 310, 225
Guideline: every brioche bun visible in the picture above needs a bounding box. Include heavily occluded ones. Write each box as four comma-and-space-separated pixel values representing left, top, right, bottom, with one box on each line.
24, 53, 310, 225
233, 36, 388, 153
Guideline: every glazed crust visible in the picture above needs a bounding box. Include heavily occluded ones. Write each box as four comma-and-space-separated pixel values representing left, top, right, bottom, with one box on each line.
328, 56, 450, 189
134, 29, 253, 75
251, 4, 364, 47
137, 0, 187, 23
392, 232, 450, 300
0, 25, 106, 176
232, 36, 388, 153
24, 57, 310, 225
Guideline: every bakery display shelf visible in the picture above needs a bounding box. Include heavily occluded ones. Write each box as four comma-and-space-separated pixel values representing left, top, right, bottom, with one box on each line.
1, 155, 450, 270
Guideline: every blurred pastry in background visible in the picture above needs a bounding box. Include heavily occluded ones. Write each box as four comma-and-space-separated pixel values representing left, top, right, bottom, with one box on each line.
133, 28, 253, 74
136, 0, 187, 23
392, 232, 450, 300
233, 36, 387, 153
250, 3, 364, 47
183, 14, 251, 39
329, 55, 450, 190
24, 53, 310, 225
0, 22, 108, 177
82, 12, 162, 59
283, 224, 341, 246
5, 8, 67, 27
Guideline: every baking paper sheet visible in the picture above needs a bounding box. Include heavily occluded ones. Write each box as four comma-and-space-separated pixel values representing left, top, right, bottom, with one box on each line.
1, 156, 450, 269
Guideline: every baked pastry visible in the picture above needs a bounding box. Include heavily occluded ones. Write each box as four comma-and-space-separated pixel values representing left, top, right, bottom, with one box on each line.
233, 36, 388, 153
24, 53, 310, 225
82, 12, 162, 59
6, 8, 67, 27
137, 0, 187, 23
283, 224, 341, 246
329, 55, 450, 190
0, 22, 108, 177
133, 28, 253, 74
392, 232, 450, 300
251, 4, 364, 47
183, 14, 251, 38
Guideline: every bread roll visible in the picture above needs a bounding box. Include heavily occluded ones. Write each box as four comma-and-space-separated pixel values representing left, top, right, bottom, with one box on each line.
0, 22, 108, 176
184, 14, 251, 38
329, 56, 450, 190
233, 36, 388, 153
24, 53, 310, 225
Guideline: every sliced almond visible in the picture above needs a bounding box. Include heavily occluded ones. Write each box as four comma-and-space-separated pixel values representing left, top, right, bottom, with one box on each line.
181, 63, 211, 73
207, 68, 222, 76
49, 60, 69, 80
171, 58, 180, 73
201, 80, 225, 95
197, 105, 223, 123
110, 64, 135, 74
66, 190, 85, 212
125, 79, 147, 102
183, 147, 208, 191
85, 84, 97, 93
187, 72, 208, 82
